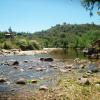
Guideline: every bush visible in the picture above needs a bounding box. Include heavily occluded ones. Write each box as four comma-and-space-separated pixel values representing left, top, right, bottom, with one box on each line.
17, 39, 42, 50
17, 39, 28, 50
3, 41, 13, 49
28, 40, 41, 50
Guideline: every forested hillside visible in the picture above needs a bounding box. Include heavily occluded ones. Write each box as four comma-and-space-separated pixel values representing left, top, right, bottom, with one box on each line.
33, 23, 100, 48
0, 23, 100, 50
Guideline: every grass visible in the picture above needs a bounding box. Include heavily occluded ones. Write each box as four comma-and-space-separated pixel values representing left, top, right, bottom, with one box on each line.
0, 69, 100, 100
29, 72, 100, 100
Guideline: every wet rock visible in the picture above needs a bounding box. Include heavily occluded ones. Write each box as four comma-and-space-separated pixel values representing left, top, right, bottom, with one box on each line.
59, 69, 67, 73
0, 78, 6, 83
39, 85, 48, 91
40, 58, 53, 62
19, 68, 24, 72
8, 60, 19, 66
6, 81, 10, 85
35, 67, 46, 71
65, 64, 73, 69
13, 66, 18, 69
16, 78, 26, 85
88, 63, 99, 73
12, 61, 19, 66
54, 67, 58, 69
49, 64, 56, 67
28, 67, 33, 69
31, 79, 38, 84
24, 60, 28, 63
80, 64, 85, 69
77, 78, 90, 85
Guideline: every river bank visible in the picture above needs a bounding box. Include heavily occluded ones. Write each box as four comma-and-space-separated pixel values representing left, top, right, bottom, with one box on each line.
0, 48, 63, 56
0, 49, 100, 100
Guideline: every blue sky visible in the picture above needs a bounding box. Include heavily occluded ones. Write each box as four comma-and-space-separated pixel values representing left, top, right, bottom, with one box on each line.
0, 0, 99, 32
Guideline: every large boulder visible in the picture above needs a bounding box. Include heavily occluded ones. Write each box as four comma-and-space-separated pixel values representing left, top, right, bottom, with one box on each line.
88, 63, 99, 73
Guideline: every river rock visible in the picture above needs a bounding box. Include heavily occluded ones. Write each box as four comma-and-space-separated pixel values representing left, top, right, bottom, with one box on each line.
16, 78, 26, 85
0, 78, 6, 83
28, 67, 33, 69
39, 85, 48, 91
24, 60, 28, 63
12, 61, 19, 66
8, 60, 19, 66
31, 79, 38, 83
77, 78, 90, 85
79, 64, 86, 69
40, 58, 53, 62
35, 67, 46, 71
88, 63, 99, 73
59, 69, 67, 73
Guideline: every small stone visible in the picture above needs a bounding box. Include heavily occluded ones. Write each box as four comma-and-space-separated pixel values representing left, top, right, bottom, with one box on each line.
31, 80, 37, 83
16, 78, 26, 85
39, 85, 48, 91
20, 68, 24, 72
24, 60, 28, 63
59, 69, 67, 73
77, 78, 90, 85
36, 67, 43, 71
0, 78, 6, 83
12, 61, 19, 66
13, 66, 18, 69
28, 67, 33, 69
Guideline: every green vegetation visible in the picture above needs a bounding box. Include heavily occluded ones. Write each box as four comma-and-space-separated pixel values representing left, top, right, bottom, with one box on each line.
81, 0, 100, 16
0, 23, 100, 50
33, 23, 100, 49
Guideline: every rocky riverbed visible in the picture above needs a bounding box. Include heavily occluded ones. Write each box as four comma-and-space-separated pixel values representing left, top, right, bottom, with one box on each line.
0, 52, 100, 100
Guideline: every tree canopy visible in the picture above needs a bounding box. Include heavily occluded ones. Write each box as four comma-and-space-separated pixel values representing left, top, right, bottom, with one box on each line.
81, 0, 100, 16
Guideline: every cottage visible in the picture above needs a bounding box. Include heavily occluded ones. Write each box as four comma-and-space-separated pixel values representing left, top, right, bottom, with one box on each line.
4, 32, 12, 39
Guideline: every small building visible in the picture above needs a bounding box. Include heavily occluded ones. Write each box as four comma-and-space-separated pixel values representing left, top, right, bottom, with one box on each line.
4, 32, 12, 39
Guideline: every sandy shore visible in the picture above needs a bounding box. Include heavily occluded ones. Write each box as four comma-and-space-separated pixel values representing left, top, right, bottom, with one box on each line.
0, 48, 60, 56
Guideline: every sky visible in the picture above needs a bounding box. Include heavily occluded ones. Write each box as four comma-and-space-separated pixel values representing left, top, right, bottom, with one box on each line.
0, 0, 99, 33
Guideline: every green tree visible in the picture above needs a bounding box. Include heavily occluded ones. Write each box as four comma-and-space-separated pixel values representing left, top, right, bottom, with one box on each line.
81, 0, 100, 16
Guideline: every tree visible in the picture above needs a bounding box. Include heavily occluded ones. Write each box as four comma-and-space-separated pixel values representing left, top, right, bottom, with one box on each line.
8, 27, 12, 33
81, 0, 100, 16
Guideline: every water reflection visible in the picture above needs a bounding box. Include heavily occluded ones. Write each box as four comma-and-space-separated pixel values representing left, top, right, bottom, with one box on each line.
50, 48, 85, 59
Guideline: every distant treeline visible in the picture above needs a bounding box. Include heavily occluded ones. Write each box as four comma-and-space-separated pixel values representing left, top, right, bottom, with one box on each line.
0, 23, 100, 50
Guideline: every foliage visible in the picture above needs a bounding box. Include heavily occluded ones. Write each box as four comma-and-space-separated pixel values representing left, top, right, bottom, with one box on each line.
16, 39, 42, 50
28, 40, 42, 50
17, 39, 28, 50
0, 23, 100, 50
3, 41, 13, 49
33, 23, 100, 48
81, 0, 100, 16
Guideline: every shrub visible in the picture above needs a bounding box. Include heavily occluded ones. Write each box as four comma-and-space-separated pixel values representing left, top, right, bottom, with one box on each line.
17, 39, 42, 50
3, 41, 13, 49
17, 39, 28, 50
28, 40, 41, 50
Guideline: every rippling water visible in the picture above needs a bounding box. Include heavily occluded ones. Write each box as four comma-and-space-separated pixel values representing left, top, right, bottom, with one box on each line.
0, 49, 86, 99
0, 54, 60, 93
